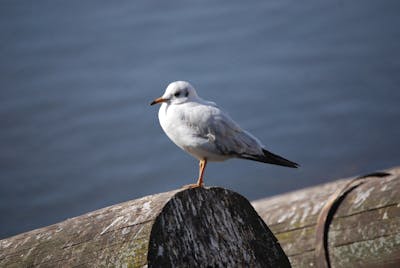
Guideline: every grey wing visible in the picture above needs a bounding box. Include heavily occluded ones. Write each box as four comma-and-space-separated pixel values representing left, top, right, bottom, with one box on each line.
206, 111, 264, 158
207, 112, 299, 168
194, 104, 299, 167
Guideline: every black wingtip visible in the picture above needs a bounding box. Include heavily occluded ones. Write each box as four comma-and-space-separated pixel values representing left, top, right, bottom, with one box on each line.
261, 149, 299, 168
288, 162, 300, 168
239, 149, 299, 168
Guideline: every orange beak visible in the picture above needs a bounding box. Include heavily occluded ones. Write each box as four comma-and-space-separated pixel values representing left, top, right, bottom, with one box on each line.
150, 97, 168, 106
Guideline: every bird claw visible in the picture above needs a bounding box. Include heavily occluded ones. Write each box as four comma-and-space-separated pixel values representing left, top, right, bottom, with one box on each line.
181, 183, 203, 189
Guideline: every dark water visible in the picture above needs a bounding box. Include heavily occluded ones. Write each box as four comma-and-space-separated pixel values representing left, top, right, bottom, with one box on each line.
1, 1, 399, 238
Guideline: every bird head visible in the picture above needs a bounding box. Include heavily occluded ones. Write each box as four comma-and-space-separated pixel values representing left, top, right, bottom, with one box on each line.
150, 81, 199, 106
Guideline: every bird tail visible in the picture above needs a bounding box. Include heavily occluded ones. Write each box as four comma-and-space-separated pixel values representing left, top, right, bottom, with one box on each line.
239, 149, 299, 168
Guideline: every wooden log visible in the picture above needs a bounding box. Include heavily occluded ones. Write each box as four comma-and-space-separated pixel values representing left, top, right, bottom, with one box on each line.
0, 187, 290, 268
252, 166, 400, 267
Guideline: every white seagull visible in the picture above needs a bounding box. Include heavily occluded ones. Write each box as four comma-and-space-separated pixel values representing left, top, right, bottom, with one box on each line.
151, 81, 298, 188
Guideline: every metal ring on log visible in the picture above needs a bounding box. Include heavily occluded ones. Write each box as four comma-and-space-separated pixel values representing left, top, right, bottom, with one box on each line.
314, 171, 391, 268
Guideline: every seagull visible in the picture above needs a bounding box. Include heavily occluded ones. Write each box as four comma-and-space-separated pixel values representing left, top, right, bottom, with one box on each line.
151, 81, 298, 188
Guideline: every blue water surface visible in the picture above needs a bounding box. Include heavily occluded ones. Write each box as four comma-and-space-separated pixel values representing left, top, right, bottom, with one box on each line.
0, 1, 399, 238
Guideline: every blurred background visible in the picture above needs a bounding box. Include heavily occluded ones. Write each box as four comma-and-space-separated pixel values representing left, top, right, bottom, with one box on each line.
1, 0, 399, 238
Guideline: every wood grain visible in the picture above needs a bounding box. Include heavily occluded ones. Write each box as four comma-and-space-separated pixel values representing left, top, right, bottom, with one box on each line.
252, 167, 400, 267
0, 187, 289, 267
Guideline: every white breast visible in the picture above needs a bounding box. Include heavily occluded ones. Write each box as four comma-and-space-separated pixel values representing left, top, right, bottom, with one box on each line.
157, 102, 231, 162
158, 103, 191, 150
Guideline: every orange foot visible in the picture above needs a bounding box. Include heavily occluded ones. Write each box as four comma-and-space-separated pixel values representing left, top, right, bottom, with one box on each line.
181, 183, 203, 189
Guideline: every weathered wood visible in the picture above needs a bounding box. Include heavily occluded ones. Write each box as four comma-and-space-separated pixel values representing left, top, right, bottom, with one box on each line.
252, 166, 400, 267
0, 190, 179, 267
0, 187, 290, 268
148, 188, 290, 267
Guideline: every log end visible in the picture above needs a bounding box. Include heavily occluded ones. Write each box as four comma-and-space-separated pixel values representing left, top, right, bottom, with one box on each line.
148, 187, 290, 267
0, 186, 290, 267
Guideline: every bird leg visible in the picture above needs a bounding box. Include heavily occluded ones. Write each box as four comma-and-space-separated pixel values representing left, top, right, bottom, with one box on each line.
197, 159, 207, 187
182, 159, 207, 189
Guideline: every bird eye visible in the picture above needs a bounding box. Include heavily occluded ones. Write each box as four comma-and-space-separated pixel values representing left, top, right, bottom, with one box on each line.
174, 92, 181, 97
184, 90, 189, 97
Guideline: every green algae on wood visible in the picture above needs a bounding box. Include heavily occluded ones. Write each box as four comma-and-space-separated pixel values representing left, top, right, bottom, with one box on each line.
252, 166, 400, 267
0, 187, 289, 267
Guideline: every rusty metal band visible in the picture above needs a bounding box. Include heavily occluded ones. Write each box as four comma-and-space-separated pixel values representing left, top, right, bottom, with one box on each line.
314, 172, 391, 268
